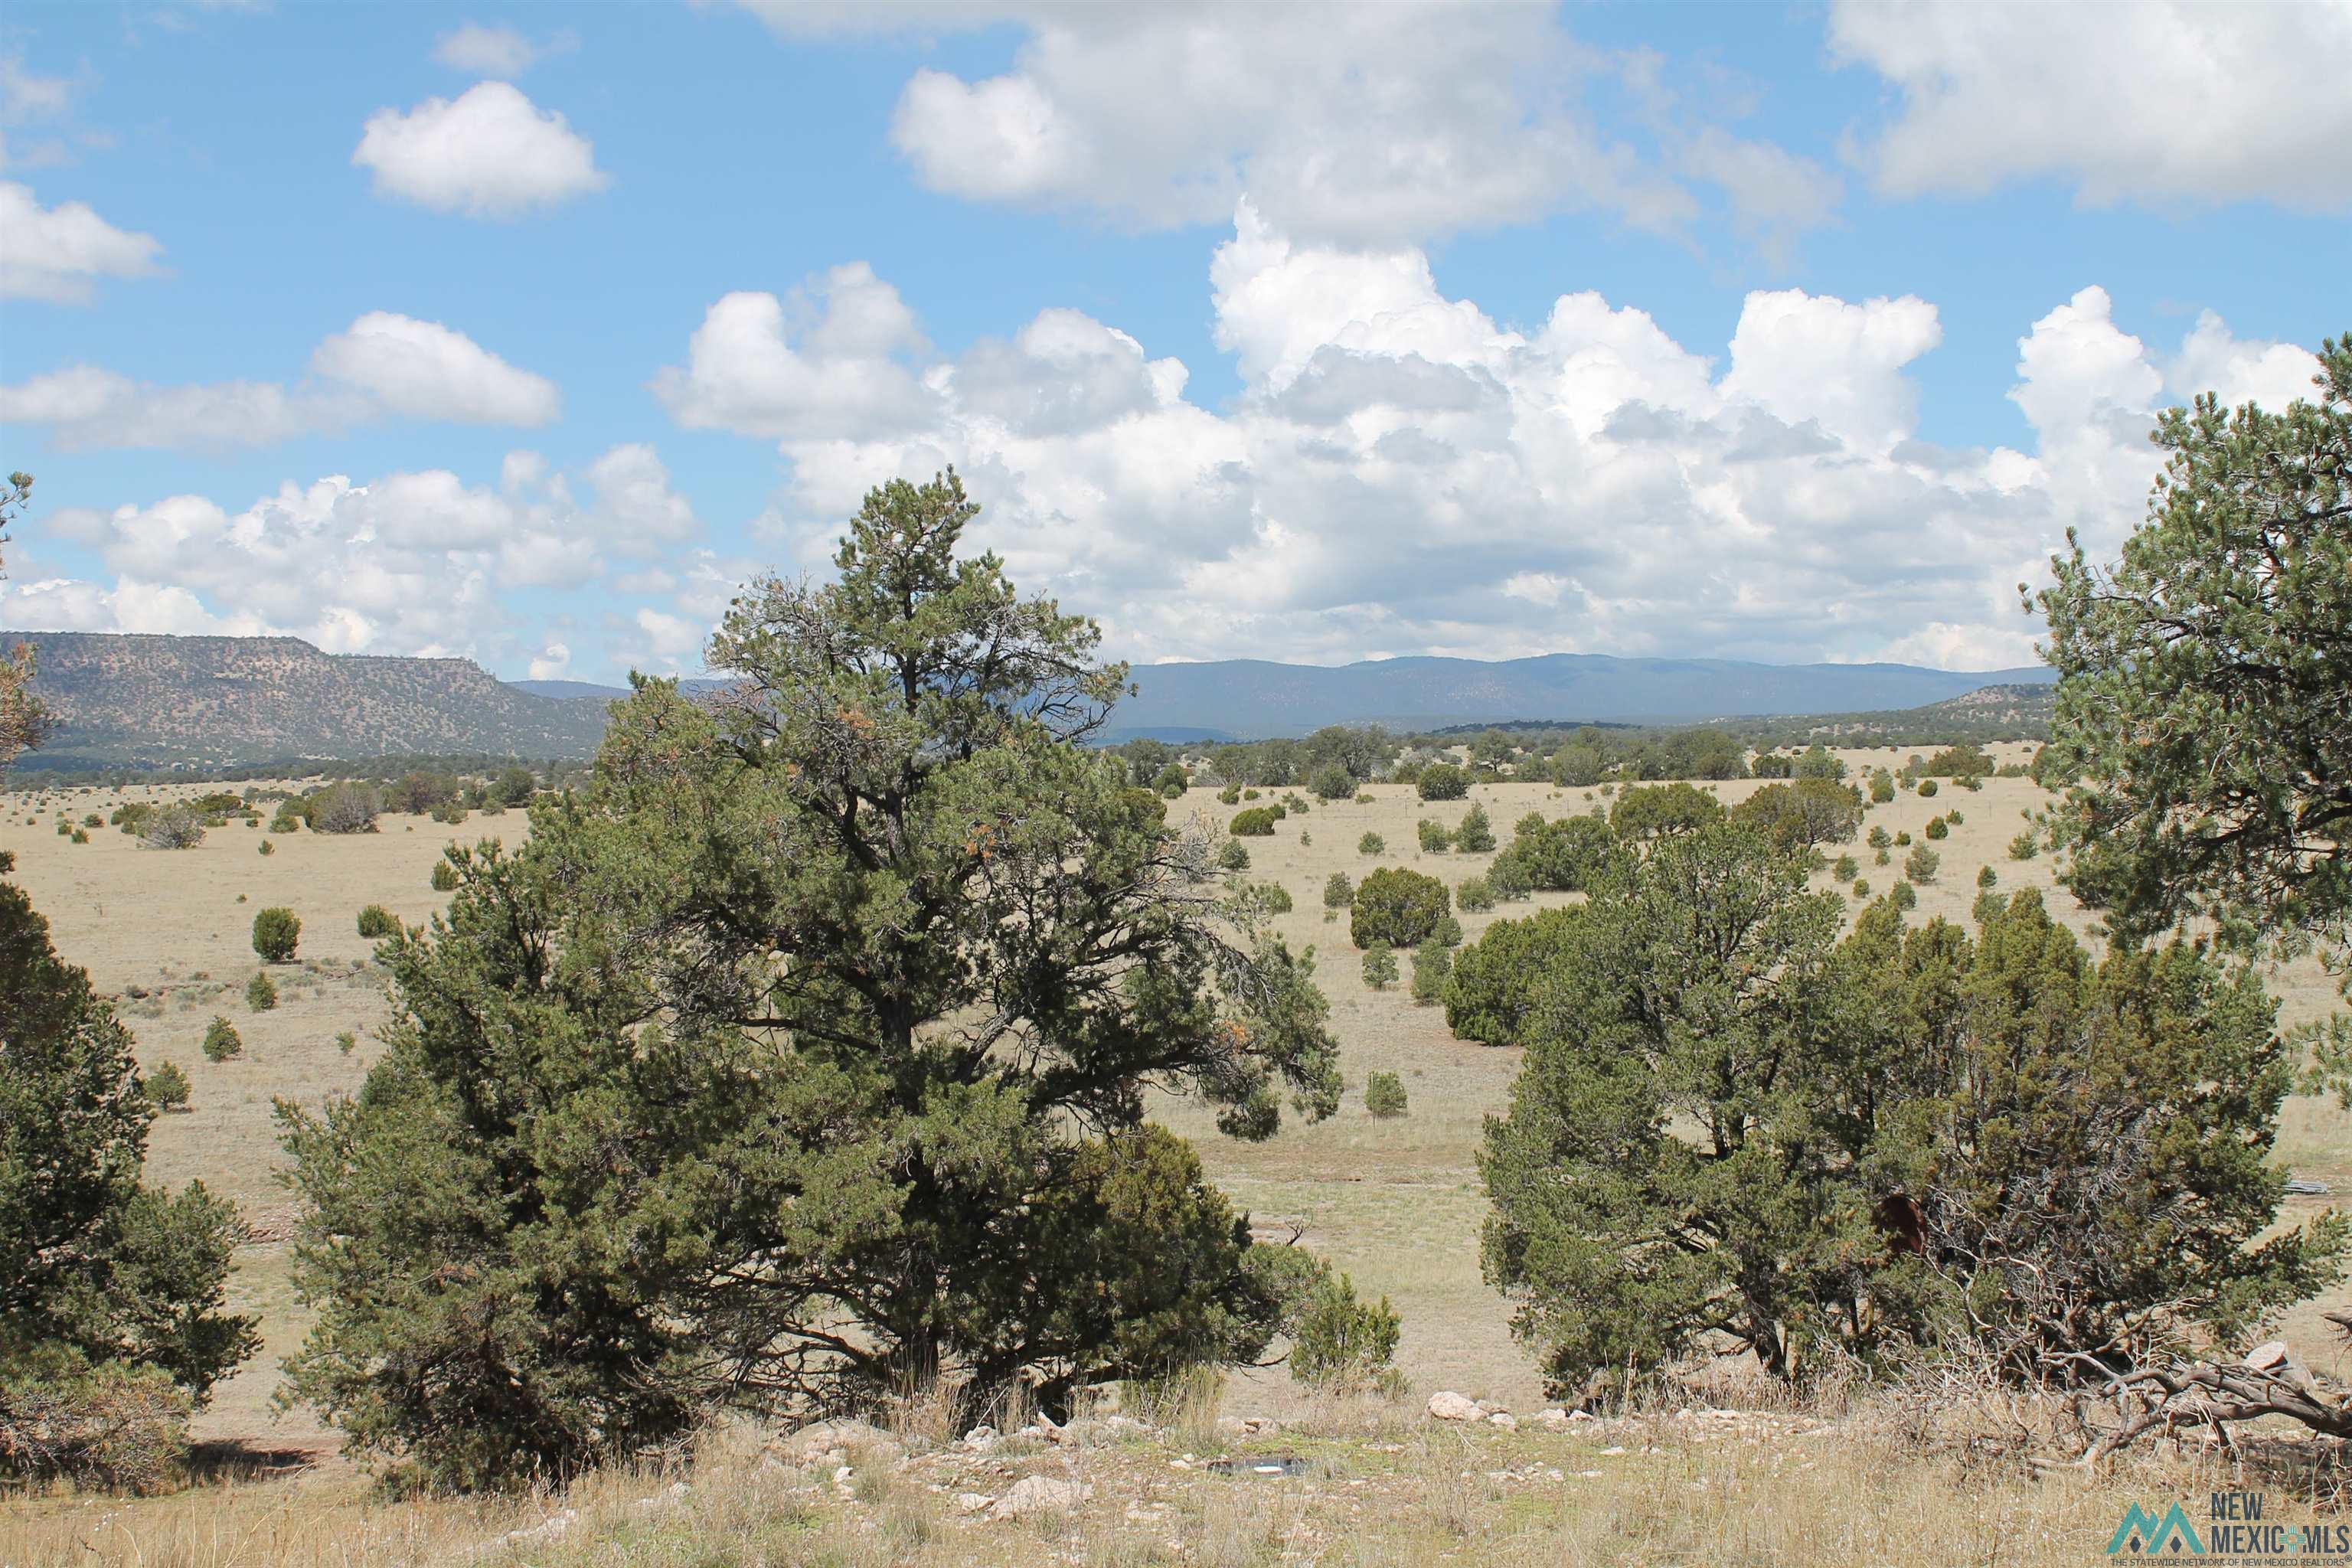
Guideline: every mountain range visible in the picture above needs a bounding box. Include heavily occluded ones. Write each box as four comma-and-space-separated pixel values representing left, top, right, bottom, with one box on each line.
3, 631, 2054, 769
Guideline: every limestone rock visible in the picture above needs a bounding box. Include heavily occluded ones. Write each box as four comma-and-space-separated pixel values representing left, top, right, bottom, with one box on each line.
1428, 1391, 1479, 1422
991, 1475, 1090, 1518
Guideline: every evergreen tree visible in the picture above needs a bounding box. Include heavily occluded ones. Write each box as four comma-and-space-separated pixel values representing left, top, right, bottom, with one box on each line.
0, 859, 254, 1482
279, 473, 1341, 1488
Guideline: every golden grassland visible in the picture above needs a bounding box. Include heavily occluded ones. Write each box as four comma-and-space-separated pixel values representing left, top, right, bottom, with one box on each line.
4, 747, 2349, 1566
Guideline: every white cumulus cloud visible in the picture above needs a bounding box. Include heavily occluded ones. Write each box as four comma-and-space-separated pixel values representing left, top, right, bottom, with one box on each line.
0, 180, 162, 302
310, 310, 561, 425
353, 81, 606, 217
5, 446, 706, 663
4, 312, 560, 449
665, 210, 2315, 674
1831, 0, 2352, 211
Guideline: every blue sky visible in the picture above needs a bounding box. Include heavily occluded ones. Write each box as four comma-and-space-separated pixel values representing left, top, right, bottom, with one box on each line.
2, 1, 2346, 682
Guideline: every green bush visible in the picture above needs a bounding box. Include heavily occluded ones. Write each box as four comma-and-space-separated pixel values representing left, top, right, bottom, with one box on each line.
139, 805, 205, 851
251, 906, 300, 963
1230, 807, 1282, 837
1416, 763, 1468, 802
143, 1061, 191, 1112
1361, 942, 1398, 991
430, 860, 459, 892
1288, 1273, 1403, 1393
1350, 867, 1450, 949
1323, 872, 1355, 909
1916, 778, 1939, 799
0, 1354, 194, 1493
268, 806, 302, 835
1357, 831, 1385, 857
201, 1017, 242, 1062
1258, 884, 1294, 914
244, 972, 277, 1012
2008, 831, 2040, 861
356, 903, 398, 939
1852, 879, 1870, 898
1417, 818, 1451, 852
1453, 802, 1495, 853
256, 838, 274, 857
1218, 840, 1251, 872
1904, 845, 1941, 884
1869, 771, 1896, 804
1891, 880, 1918, 910
1308, 764, 1356, 803
1485, 851, 1533, 901
1410, 945, 1450, 1007
1944, 808, 1964, 826
1364, 1070, 1409, 1117
1832, 854, 1859, 881
1445, 906, 1583, 1046
1923, 816, 1949, 840
302, 782, 381, 835
1457, 877, 1494, 913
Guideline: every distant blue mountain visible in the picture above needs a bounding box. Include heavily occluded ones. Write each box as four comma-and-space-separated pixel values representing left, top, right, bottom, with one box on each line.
1106, 653, 2055, 740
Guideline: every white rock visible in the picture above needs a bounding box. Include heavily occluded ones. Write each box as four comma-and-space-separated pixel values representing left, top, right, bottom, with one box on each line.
991, 1475, 1090, 1518
962, 1425, 1000, 1453
956, 1492, 994, 1514
1488, 1413, 1518, 1431
1535, 1408, 1571, 1431
1427, 1391, 1480, 1422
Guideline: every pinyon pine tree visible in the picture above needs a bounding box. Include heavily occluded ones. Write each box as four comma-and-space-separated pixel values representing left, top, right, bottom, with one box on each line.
279, 472, 1342, 1490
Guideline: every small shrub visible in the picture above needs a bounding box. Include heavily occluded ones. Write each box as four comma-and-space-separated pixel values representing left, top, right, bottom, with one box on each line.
1944, 808, 1965, 826
1323, 872, 1355, 910
141, 805, 205, 851
1924, 815, 1949, 840
1485, 851, 1533, 901
1453, 803, 1495, 853
1895, 830, 1913, 847
1977, 864, 1998, 890
1217, 840, 1251, 872
1851, 878, 1870, 898
70, 828, 87, 844
1351, 867, 1452, 949
2008, 831, 2040, 861
1230, 807, 1281, 837
1217, 785, 1241, 805
430, 860, 459, 893
356, 903, 398, 939
1258, 884, 1293, 914
201, 1017, 242, 1062
1357, 831, 1385, 857
1427, 912, 1463, 949
145, 1061, 191, 1112
1289, 1275, 1403, 1393
1457, 877, 1494, 912
244, 972, 277, 1012
1361, 942, 1398, 991
268, 806, 302, 834
1410, 945, 1450, 1006
256, 838, 274, 857
1891, 880, 1918, 910
1869, 772, 1895, 804
1364, 1070, 1410, 1117
1416, 763, 1468, 802
251, 906, 300, 963
335, 1031, 358, 1055
304, 782, 381, 835
1916, 778, 1939, 798
1904, 844, 1941, 884
1417, 818, 1452, 853
1308, 764, 1356, 802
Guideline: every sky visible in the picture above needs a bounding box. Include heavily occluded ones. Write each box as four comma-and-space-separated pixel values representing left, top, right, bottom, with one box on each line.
0, 1, 2346, 684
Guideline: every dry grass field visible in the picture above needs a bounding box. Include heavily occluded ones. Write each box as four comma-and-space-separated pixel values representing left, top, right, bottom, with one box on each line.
5, 746, 2349, 1566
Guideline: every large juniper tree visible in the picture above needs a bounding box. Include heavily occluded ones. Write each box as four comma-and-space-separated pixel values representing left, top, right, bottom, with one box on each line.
282, 472, 1341, 1488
